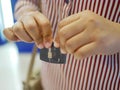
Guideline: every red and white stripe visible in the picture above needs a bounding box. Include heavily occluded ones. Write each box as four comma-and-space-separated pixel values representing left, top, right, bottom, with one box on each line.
15, 0, 120, 90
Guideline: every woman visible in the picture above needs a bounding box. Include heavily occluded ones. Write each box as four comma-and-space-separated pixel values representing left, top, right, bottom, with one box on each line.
4, 0, 120, 90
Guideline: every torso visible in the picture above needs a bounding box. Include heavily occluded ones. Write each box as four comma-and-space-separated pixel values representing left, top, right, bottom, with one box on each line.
40, 0, 120, 90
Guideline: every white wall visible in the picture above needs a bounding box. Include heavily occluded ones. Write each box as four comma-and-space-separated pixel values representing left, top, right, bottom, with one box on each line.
1, 0, 14, 28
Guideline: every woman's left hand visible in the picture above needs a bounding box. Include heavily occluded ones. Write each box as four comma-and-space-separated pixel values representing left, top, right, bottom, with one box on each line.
54, 10, 120, 59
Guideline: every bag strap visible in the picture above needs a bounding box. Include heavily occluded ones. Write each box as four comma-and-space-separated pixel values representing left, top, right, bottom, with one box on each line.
24, 45, 38, 90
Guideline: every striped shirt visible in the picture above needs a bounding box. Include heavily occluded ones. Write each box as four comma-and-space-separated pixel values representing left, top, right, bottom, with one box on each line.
15, 0, 120, 90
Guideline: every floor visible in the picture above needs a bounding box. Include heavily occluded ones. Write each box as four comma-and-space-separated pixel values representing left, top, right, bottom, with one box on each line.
0, 43, 41, 90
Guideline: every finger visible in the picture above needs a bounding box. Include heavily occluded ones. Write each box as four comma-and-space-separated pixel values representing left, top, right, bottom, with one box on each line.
54, 13, 81, 48
54, 27, 60, 48
58, 19, 86, 54
58, 13, 80, 29
54, 36, 60, 48
74, 42, 97, 59
21, 16, 44, 48
3, 27, 19, 41
54, 26, 67, 53
65, 30, 94, 53
13, 22, 33, 42
32, 11, 52, 48
59, 18, 85, 44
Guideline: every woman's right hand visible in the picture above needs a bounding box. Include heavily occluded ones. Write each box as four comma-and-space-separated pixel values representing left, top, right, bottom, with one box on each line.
3, 11, 52, 48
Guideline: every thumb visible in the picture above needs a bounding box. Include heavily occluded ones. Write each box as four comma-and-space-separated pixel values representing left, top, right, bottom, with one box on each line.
54, 30, 60, 48
3, 27, 19, 41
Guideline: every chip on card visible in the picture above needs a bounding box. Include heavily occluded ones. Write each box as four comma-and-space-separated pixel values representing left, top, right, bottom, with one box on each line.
40, 44, 66, 64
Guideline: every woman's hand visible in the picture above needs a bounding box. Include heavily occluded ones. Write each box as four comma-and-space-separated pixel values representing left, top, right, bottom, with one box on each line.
3, 11, 52, 48
54, 10, 120, 59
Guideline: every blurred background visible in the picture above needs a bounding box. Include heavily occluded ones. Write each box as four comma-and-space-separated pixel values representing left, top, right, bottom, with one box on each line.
0, 0, 41, 90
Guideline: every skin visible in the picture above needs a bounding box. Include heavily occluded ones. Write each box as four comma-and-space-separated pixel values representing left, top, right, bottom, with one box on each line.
3, 10, 120, 59
54, 10, 120, 59
3, 11, 52, 48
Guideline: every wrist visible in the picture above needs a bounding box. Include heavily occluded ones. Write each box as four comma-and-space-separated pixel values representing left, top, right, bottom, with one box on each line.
15, 7, 38, 20
15, 2, 39, 20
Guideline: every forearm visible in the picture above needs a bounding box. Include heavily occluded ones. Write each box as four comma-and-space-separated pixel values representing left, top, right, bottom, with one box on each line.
14, 0, 40, 20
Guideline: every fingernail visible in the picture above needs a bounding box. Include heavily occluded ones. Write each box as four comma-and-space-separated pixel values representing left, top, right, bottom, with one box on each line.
45, 42, 52, 48
54, 42, 60, 48
60, 49, 66, 54
38, 44, 44, 49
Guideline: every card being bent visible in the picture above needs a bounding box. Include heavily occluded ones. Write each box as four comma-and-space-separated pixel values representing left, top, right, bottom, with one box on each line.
40, 44, 66, 64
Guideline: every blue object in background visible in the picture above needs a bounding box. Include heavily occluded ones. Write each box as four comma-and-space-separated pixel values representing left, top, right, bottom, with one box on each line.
0, 2, 7, 45
11, 0, 35, 53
